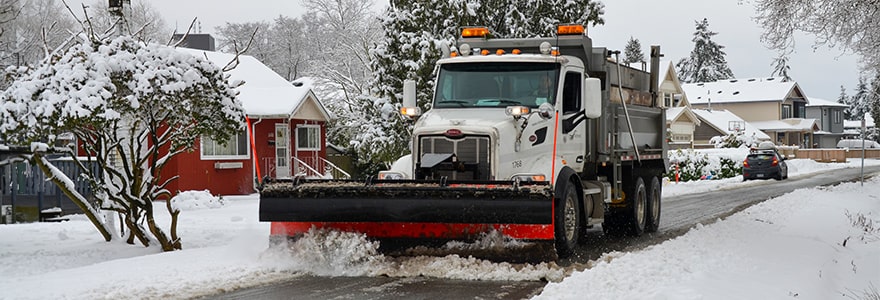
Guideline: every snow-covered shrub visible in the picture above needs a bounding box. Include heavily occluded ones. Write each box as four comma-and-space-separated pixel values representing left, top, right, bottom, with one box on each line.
170, 190, 225, 212
668, 148, 747, 181
668, 149, 710, 181
710, 131, 760, 149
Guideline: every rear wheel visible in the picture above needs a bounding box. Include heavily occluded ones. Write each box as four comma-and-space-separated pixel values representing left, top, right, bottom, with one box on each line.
554, 179, 581, 258
603, 176, 647, 237
645, 176, 661, 233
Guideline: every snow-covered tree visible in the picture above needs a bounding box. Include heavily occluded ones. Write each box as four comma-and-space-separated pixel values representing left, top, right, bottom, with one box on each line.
871, 74, 880, 141
676, 18, 734, 83
770, 54, 792, 81
623, 36, 645, 65
848, 77, 871, 120
358, 0, 605, 174
0, 33, 246, 251
81, 0, 171, 43
0, 0, 75, 70
837, 84, 853, 118
754, 0, 880, 72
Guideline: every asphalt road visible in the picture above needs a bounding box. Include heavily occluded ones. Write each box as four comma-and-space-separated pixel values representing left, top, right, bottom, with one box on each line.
206, 164, 880, 300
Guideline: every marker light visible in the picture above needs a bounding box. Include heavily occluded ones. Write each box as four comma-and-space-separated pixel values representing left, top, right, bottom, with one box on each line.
512, 49, 521, 54
512, 174, 546, 182
496, 49, 505, 55
461, 27, 489, 38
400, 106, 421, 117
557, 24, 585, 35
481, 49, 489, 56
505, 106, 530, 118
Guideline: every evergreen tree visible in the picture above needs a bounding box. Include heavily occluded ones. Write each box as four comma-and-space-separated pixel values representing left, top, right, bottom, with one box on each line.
838, 85, 853, 119
771, 54, 792, 81
356, 0, 605, 174
623, 36, 645, 65
871, 73, 880, 141
675, 18, 735, 83
849, 76, 871, 119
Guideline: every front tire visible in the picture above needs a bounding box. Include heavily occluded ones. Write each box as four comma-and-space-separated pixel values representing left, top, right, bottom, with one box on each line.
554, 179, 581, 258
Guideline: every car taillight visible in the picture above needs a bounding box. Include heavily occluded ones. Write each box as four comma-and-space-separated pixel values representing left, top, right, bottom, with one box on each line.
743, 159, 749, 168
772, 157, 778, 166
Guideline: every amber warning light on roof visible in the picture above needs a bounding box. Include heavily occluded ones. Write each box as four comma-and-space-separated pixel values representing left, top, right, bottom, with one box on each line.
557, 24, 584, 35
461, 27, 489, 38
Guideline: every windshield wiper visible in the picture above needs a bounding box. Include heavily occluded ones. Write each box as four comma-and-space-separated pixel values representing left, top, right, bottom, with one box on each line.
436, 100, 469, 107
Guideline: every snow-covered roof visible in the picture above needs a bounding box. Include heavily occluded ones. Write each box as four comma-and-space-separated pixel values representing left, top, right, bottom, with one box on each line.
666, 107, 701, 125
682, 77, 800, 104
692, 109, 770, 140
178, 48, 330, 120
750, 119, 819, 132
843, 112, 875, 129
805, 97, 848, 108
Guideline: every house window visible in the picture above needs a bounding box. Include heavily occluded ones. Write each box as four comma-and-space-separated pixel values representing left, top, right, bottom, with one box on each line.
664, 93, 672, 107
201, 131, 248, 158
296, 125, 321, 150
671, 134, 691, 143
781, 104, 792, 119
833, 110, 842, 124
56, 132, 77, 151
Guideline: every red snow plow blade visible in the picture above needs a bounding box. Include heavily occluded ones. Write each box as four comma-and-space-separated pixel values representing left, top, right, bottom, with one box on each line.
259, 178, 555, 240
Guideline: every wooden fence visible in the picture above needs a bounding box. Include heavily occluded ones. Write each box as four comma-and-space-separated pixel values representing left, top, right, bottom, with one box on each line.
786, 149, 880, 162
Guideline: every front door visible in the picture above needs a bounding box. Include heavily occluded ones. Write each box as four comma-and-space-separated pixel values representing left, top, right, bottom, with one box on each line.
275, 124, 290, 178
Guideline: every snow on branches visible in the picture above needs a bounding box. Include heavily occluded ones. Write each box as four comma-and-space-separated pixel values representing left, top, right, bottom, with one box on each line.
0, 34, 246, 251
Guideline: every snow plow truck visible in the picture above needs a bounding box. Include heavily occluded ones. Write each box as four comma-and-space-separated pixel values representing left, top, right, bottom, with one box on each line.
259, 24, 668, 258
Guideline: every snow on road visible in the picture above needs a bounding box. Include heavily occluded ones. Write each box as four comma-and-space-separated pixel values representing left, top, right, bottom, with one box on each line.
0, 158, 878, 300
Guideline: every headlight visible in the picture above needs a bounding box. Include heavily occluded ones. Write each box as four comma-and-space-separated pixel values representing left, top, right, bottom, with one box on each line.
378, 171, 405, 180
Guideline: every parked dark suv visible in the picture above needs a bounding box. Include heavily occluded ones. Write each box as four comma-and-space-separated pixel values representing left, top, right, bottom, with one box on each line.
743, 149, 788, 181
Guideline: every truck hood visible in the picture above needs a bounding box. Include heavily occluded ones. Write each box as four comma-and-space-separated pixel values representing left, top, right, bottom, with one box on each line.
413, 108, 520, 137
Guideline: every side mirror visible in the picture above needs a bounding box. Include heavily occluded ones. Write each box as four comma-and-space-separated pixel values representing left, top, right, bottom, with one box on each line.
537, 102, 554, 119
583, 77, 601, 118
400, 80, 421, 118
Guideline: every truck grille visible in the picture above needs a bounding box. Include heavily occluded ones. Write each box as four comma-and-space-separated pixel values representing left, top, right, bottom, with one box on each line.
418, 135, 491, 180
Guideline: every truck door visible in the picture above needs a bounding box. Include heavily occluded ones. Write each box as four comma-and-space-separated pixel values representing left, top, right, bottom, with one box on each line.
559, 71, 587, 171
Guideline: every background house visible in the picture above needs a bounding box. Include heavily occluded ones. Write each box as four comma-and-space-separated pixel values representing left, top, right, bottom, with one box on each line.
691, 109, 770, 148
682, 78, 818, 148
655, 61, 701, 149
843, 112, 876, 139
805, 97, 848, 148
164, 42, 335, 196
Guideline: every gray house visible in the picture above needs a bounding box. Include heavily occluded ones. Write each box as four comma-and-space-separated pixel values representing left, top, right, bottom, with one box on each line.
806, 97, 847, 148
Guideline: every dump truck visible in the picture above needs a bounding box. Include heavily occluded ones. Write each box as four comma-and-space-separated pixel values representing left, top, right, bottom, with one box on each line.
260, 24, 668, 258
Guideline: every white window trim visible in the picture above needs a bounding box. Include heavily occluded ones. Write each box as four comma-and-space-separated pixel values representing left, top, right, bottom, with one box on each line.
200, 131, 251, 160
295, 124, 322, 151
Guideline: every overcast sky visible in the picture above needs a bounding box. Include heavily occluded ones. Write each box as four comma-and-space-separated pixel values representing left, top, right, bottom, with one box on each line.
68, 0, 863, 101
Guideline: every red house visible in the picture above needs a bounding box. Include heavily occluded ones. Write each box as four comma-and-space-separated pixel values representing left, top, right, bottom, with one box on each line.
163, 49, 333, 196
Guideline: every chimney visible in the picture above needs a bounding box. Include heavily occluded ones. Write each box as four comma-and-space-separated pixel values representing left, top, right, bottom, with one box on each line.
171, 33, 216, 51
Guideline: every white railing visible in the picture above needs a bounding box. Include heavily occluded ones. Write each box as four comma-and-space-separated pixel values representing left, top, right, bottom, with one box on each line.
320, 157, 351, 179
262, 156, 350, 179
291, 156, 323, 178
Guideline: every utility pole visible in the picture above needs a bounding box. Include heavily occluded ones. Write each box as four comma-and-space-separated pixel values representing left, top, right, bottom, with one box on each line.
108, 0, 130, 37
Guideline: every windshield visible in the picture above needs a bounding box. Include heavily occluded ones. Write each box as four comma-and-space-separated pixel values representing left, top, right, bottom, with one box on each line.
433, 62, 560, 108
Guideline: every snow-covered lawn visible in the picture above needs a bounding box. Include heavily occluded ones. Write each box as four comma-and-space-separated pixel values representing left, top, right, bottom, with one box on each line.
1, 159, 879, 300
